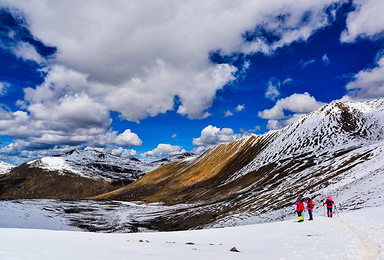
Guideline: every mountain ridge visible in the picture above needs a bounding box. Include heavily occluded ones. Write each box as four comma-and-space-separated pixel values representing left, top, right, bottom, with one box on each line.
92, 98, 384, 230
0, 149, 195, 199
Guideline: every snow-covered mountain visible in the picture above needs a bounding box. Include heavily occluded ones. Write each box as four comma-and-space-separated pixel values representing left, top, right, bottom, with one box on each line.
95, 98, 384, 230
0, 160, 14, 175
27, 148, 158, 182
0, 148, 164, 199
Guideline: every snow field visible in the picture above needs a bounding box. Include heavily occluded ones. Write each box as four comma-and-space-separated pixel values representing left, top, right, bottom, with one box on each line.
1, 206, 383, 259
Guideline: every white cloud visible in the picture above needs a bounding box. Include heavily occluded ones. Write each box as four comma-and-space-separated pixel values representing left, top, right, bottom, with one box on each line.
339, 0, 384, 101
259, 93, 325, 130
0, 82, 10, 96
11, 41, 46, 64
235, 104, 245, 112
3, 0, 342, 122
28, 93, 110, 129
341, 0, 384, 43
266, 113, 307, 130
111, 147, 138, 157
344, 55, 384, 100
192, 125, 235, 147
172, 134, 177, 139
224, 104, 245, 117
141, 144, 185, 158
300, 59, 316, 69
265, 79, 281, 101
224, 110, 233, 117
0, 0, 344, 160
190, 146, 207, 155
114, 129, 142, 147
259, 92, 325, 120
282, 78, 293, 85
266, 120, 283, 131
0, 103, 142, 162
322, 54, 330, 65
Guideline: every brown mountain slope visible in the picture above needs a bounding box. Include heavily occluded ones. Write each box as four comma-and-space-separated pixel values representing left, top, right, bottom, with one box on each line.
0, 163, 121, 199
92, 135, 274, 203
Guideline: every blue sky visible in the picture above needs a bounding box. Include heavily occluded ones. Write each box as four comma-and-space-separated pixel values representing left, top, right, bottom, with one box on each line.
1, 0, 384, 164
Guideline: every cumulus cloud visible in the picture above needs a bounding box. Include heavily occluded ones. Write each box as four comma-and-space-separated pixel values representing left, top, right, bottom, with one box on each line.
0, 0, 344, 161
340, 0, 384, 101
114, 130, 142, 147
0, 104, 142, 162
110, 147, 138, 157
258, 92, 325, 130
141, 144, 185, 159
193, 125, 236, 147
344, 55, 384, 100
2, 0, 342, 122
341, 0, 384, 43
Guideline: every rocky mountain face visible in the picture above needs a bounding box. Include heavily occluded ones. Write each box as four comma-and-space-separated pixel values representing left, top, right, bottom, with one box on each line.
94, 99, 384, 230
0, 148, 163, 199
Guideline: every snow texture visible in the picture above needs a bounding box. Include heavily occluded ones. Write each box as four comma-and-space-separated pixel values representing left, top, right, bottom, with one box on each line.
0, 204, 383, 259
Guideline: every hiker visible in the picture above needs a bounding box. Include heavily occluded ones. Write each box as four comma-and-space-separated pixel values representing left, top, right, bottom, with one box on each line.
324, 196, 334, 217
304, 198, 316, 220
295, 197, 305, 222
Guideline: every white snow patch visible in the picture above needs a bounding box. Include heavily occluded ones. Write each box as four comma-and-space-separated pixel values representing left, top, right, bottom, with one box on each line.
0, 160, 14, 175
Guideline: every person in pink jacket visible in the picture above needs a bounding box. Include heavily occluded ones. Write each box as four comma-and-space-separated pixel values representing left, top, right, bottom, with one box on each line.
304, 198, 315, 220
324, 196, 334, 217
295, 197, 305, 222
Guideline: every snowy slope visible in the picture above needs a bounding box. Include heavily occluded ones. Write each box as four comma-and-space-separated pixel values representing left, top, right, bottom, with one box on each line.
0, 160, 14, 175
26, 148, 158, 182
0, 204, 383, 259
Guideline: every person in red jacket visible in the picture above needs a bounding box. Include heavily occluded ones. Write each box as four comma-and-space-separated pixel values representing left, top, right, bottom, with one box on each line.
304, 198, 315, 220
295, 197, 305, 222
324, 196, 334, 217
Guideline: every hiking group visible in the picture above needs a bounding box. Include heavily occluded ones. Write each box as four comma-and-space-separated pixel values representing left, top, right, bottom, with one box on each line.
295, 195, 335, 222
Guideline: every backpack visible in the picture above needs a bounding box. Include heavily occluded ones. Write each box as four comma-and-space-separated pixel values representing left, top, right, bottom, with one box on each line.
311, 201, 316, 208
326, 200, 333, 207
297, 202, 304, 212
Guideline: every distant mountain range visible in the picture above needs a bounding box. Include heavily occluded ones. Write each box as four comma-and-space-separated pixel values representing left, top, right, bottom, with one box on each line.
93, 98, 384, 230
0, 148, 195, 199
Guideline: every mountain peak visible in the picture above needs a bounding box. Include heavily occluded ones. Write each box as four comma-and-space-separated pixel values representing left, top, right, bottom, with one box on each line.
0, 160, 14, 175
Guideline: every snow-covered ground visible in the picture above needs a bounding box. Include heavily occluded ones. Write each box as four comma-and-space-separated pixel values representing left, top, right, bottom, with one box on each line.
1, 205, 383, 259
